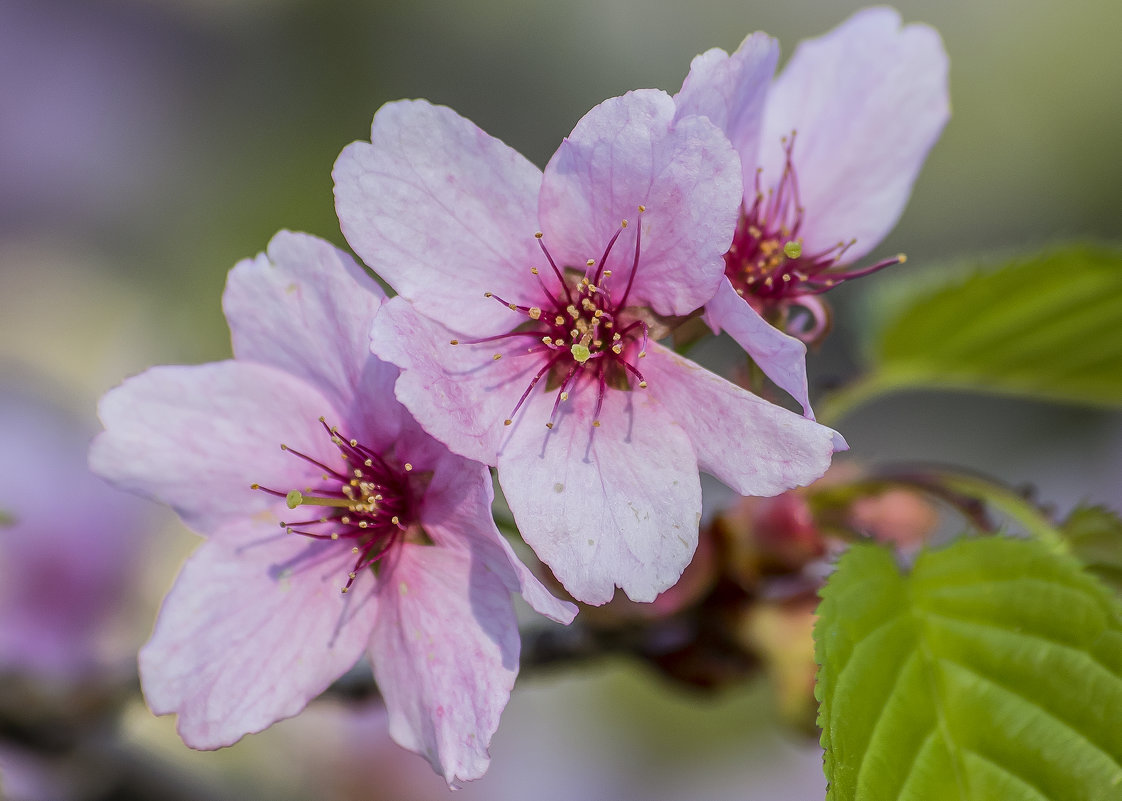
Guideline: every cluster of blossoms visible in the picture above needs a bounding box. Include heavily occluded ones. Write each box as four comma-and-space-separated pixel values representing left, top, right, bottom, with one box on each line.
91, 8, 947, 786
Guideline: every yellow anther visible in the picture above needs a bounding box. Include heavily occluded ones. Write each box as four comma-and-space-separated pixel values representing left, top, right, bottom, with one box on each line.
280, 443, 288, 451
639, 381, 648, 388
331, 533, 339, 540
555, 315, 565, 325
450, 339, 459, 345
637, 205, 645, 213
493, 353, 502, 360
545, 422, 554, 429
391, 515, 400, 525
484, 292, 493, 298
638, 350, 646, 358
351, 547, 359, 554
586, 259, 595, 267
504, 419, 513, 426
531, 266, 540, 274
897, 253, 907, 263
404, 463, 413, 471
621, 220, 628, 228
560, 391, 569, 401
592, 420, 601, 427
508, 303, 517, 310
529, 307, 542, 320
341, 587, 349, 594
603, 270, 612, 278
534, 231, 543, 239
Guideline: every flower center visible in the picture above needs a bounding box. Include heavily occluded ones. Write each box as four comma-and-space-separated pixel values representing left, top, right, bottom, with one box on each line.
451, 206, 651, 429
725, 133, 904, 309
252, 417, 416, 594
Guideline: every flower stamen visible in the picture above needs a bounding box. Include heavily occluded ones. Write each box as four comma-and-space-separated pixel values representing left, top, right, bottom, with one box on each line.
466, 206, 652, 431
254, 419, 417, 593
724, 132, 906, 339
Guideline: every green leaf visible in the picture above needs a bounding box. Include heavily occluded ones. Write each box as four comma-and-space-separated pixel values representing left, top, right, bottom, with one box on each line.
821, 245, 1122, 422
816, 537, 1122, 800
1063, 506, 1122, 596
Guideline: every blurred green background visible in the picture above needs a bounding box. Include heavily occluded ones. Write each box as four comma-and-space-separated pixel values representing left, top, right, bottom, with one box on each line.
1, 0, 1119, 798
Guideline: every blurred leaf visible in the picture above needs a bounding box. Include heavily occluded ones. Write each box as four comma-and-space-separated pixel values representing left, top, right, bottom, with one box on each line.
822, 245, 1122, 422
816, 537, 1122, 800
1064, 505, 1122, 596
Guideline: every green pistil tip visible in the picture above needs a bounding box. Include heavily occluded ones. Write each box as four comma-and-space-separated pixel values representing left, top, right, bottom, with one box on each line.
285, 490, 303, 509
571, 343, 591, 363
0, 509, 15, 528
783, 240, 802, 259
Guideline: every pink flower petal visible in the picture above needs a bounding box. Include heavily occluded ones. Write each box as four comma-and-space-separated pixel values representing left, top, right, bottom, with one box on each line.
419, 446, 576, 624
90, 361, 341, 534
139, 527, 377, 749
222, 231, 404, 446
643, 342, 840, 496
538, 89, 742, 316
673, 31, 779, 197
370, 543, 519, 786
371, 296, 542, 466
704, 277, 813, 417
760, 7, 950, 261
497, 383, 701, 605
334, 100, 543, 337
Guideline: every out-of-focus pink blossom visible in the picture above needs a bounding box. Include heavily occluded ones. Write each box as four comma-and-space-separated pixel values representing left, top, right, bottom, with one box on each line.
335, 92, 842, 606
90, 232, 575, 785
0, 388, 146, 681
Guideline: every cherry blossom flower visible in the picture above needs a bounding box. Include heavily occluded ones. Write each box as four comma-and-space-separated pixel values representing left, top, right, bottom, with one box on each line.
675, 7, 950, 413
89, 231, 575, 786
334, 91, 842, 606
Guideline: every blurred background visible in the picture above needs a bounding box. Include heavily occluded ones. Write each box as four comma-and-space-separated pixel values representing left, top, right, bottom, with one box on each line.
1, 0, 1119, 798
